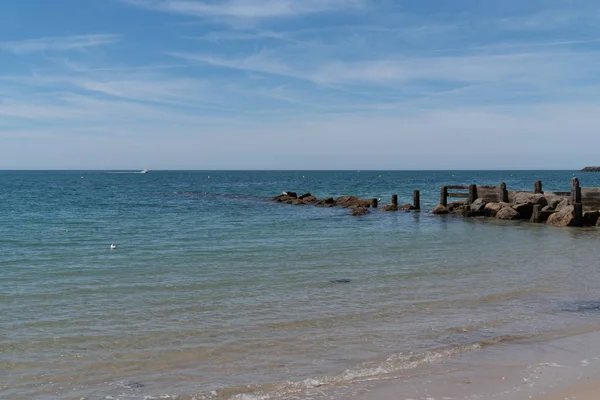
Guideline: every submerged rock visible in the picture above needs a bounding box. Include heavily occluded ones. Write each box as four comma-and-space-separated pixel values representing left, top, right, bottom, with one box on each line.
330, 279, 352, 284
381, 204, 398, 211
432, 204, 449, 215
398, 203, 415, 211
351, 207, 370, 216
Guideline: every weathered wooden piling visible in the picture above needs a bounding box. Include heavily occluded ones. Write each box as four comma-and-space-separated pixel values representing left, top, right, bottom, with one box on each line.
413, 190, 421, 210
574, 203, 583, 227
571, 177, 582, 203
463, 204, 471, 218
498, 182, 509, 203
532, 204, 541, 223
468, 184, 478, 205
534, 180, 543, 194
392, 194, 398, 206
440, 186, 448, 207
371, 198, 378, 208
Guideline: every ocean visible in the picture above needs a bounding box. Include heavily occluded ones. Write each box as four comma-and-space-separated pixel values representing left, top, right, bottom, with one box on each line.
3, 170, 600, 399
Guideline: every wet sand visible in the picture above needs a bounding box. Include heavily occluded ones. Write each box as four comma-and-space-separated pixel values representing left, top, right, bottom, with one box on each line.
540, 379, 600, 400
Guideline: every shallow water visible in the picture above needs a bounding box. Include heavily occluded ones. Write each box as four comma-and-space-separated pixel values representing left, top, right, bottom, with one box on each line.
3, 170, 600, 399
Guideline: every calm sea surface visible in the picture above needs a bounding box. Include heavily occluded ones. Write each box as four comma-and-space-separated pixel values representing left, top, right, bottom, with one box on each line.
3, 170, 600, 399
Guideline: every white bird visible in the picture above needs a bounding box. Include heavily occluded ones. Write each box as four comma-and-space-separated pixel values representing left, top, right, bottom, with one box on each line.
110, 243, 117, 250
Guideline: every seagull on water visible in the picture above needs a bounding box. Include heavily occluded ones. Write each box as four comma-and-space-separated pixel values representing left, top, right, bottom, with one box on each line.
110, 243, 117, 250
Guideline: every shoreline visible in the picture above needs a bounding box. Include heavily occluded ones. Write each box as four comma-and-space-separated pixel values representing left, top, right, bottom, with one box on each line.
334, 327, 600, 400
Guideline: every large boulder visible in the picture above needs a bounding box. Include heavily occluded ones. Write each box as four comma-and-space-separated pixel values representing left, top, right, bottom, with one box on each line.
541, 205, 554, 212
513, 192, 548, 207
432, 204, 449, 215
284, 191, 298, 198
351, 207, 370, 216
546, 198, 562, 210
298, 193, 312, 200
485, 202, 503, 217
496, 206, 520, 220
470, 198, 487, 213
273, 194, 298, 204
547, 205, 576, 227
555, 198, 572, 212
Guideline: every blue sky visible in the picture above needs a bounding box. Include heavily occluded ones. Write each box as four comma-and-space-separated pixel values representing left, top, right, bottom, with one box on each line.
2, 0, 600, 169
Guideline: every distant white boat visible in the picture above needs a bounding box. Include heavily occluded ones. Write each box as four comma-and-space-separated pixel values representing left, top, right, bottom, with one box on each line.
140, 169, 149, 174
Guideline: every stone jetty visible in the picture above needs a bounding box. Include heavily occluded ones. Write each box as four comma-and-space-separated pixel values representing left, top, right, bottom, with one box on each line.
433, 178, 600, 227
273, 191, 419, 216
273, 177, 600, 227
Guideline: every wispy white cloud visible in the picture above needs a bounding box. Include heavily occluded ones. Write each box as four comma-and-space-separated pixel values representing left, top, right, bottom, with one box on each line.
121, 0, 364, 19
170, 49, 600, 88
0, 34, 121, 54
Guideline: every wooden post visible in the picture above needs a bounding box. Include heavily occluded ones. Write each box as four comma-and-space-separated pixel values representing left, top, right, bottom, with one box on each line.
391, 194, 398, 206
498, 182, 508, 203
531, 204, 541, 223
463, 204, 471, 218
440, 186, 448, 207
413, 190, 421, 210
534, 180, 543, 194
468, 184, 478, 204
571, 177, 581, 204
574, 203, 583, 227
371, 198, 378, 208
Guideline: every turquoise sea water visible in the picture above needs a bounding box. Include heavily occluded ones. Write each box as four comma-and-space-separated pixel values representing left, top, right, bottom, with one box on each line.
3, 170, 600, 399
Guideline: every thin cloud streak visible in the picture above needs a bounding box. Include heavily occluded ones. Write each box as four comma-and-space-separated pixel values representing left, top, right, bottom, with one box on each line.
0, 34, 121, 54
121, 0, 364, 19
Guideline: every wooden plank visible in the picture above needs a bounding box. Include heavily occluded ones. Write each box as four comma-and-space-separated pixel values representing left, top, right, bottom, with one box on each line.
448, 193, 469, 198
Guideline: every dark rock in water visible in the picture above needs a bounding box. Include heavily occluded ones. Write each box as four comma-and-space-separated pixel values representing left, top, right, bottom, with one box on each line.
398, 203, 415, 211
315, 197, 336, 207
447, 201, 465, 212
351, 207, 370, 216
285, 192, 298, 198
123, 382, 145, 389
432, 204, 449, 215
496, 206, 520, 220
470, 198, 487, 213
381, 204, 398, 211
301, 195, 318, 204
298, 193, 312, 200
581, 166, 600, 172
337, 196, 372, 208
336, 196, 359, 207
583, 210, 600, 226
330, 279, 352, 284
512, 203, 534, 219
